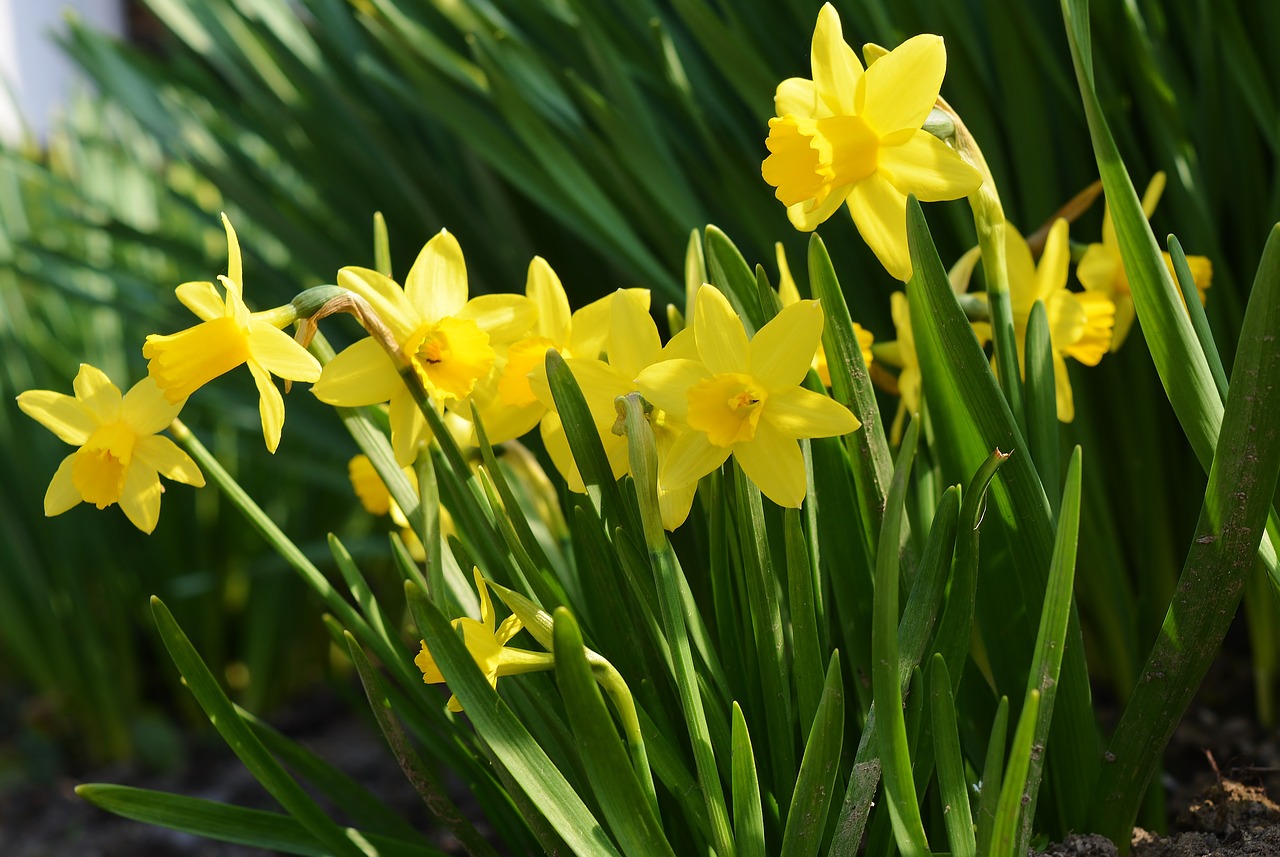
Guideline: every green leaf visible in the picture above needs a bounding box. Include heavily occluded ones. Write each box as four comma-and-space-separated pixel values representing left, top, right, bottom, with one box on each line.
148, 598, 370, 857
781, 652, 844, 857
991, 690, 1041, 857
552, 608, 675, 857
704, 225, 765, 334
1090, 226, 1280, 840
929, 655, 976, 857
75, 784, 441, 857
1023, 300, 1060, 517
872, 418, 929, 856
786, 508, 824, 735
975, 697, 1011, 857
731, 702, 766, 857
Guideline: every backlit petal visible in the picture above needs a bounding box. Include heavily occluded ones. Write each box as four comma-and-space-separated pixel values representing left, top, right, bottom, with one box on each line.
458, 294, 536, 344
1141, 172, 1166, 219
766, 387, 860, 438
526, 257, 570, 341
540, 414, 586, 493
17, 390, 95, 445
776, 77, 818, 118
405, 230, 468, 322
247, 322, 322, 382
221, 214, 243, 294
749, 300, 824, 388
565, 358, 634, 430
121, 376, 184, 435
659, 480, 698, 531
846, 172, 911, 281
1076, 242, 1118, 298
1033, 219, 1071, 305
811, 4, 862, 116
855, 34, 946, 135
1052, 351, 1074, 423
119, 462, 162, 534
338, 266, 417, 343
175, 280, 226, 321
734, 420, 807, 508
313, 338, 401, 406
877, 131, 982, 201
569, 289, 648, 360
694, 286, 749, 374
390, 386, 429, 467
44, 455, 82, 516
248, 361, 285, 453
785, 184, 853, 232
73, 364, 123, 423
635, 358, 713, 422
134, 435, 204, 486
609, 290, 662, 380
660, 430, 730, 491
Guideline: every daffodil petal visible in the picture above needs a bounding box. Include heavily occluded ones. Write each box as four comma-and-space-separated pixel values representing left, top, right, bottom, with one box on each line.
245, 361, 285, 453
855, 34, 946, 135
313, 338, 401, 406
565, 358, 633, 429
1141, 172, 1166, 219
734, 420, 807, 508
73, 364, 123, 423
775, 77, 818, 118
405, 230, 468, 322
877, 131, 982, 201
134, 435, 204, 486
119, 462, 162, 534
811, 3, 862, 116
786, 185, 853, 232
658, 479, 698, 531
635, 359, 712, 422
766, 387, 860, 438
458, 294, 536, 344
495, 614, 523, 646
175, 280, 226, 321
247, 322, 322, 382
337, 266, 417, 343
471, 399, 544, 446
389, 386, 428, 467
660, 430, 730, 492
569, 289, 648, 361
694, 286, 749, 375
540, 414, 586, 493
44, 454, 81, 516
120, 376, 183, 435
749, 299, 824, 388
221, 214, 243, 294
415, 642, 446, 684
526, 256, 571, 341
1033, 219, 1071, 305
1003, 224, 1039, 308
1052, 350, 1074, 423
847, 172, 911, 282
661, 327, 699, 361
17, 390, 95, 445
1111, 297, 1136, 351
609, 290, 662, 380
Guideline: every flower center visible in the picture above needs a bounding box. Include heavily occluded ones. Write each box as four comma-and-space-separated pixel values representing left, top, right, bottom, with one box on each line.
72, 421, 136, 509
402, 316, 494, 401
143, 316, 251, 403
764, 114, 880, 208
687, 373, 768, 447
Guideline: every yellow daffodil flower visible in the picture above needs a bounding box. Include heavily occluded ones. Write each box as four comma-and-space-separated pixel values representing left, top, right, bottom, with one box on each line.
1077, 172, 1212, 349
312, 230, 535, 466
873, 292, 921, 445
142, 215, 322, 453
415, 567, 553, 712
466, 257, 647, 445
1009, 219, 1115, 423
761, 3, 982, 281
17, 365, 204, 533
636, 285, 860, 508
531, 289, 699, 529
775, 242, 872, 386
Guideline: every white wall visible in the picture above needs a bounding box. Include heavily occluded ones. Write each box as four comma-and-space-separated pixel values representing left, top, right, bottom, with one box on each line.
0, 0, 125, 144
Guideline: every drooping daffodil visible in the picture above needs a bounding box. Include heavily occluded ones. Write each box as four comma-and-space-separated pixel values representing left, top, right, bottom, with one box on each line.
17, 365, 204, 533
312, 230, 534, 465
531, 289, 699, 529
1076, 172, 1212, 350
761, 3, 982, 281
414, 567, 553, 712
1009, 219, 1115, 423
142, 214, 321, 453
637, 285, 860, 508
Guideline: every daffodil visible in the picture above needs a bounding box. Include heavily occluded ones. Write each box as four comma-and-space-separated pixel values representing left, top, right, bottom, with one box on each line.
1009, 219, 1115, 423
142, 215, 322, 453
312, 230, 534, 466
636, 285, 860, 508
761, 3, 982, 281
775, 242, 872, 386
1077, 172, 1212, 349
466, 257, 646, 444
531, 289, 699, 529
414, 567, 554, 712
17, 365, 204, 533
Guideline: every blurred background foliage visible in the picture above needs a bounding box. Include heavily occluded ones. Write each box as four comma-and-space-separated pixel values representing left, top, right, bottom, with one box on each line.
1, 0, 1277, 775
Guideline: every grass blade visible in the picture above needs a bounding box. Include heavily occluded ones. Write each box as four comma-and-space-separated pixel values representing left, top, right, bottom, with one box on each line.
929, 654, 975, 857
781, 652, 844, 857
731, 702, 766, 857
